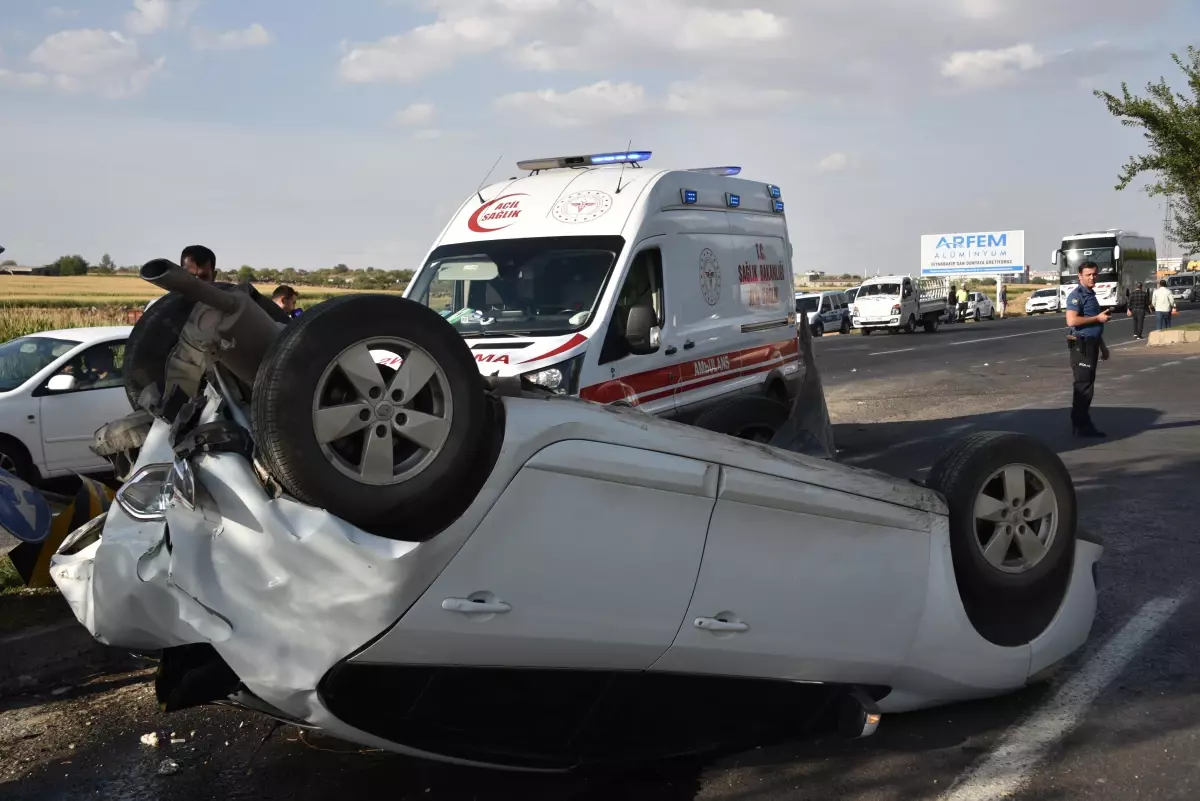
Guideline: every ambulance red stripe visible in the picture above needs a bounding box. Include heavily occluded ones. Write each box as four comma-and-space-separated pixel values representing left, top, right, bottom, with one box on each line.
580, 337, 799, 406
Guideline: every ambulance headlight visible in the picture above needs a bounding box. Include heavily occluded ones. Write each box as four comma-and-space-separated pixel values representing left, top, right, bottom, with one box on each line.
522, 354, 584, 396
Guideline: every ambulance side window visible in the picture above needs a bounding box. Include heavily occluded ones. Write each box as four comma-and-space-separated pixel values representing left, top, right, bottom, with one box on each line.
600, 247, 664, 365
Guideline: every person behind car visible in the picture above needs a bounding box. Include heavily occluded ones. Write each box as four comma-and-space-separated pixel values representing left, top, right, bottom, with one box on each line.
181, 245, 216, 283
272, 285, 303, 318
956, 286, 969, 321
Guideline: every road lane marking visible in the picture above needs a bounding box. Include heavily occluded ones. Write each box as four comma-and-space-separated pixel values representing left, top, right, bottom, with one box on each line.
1139, 367, 1158, 373
1161, 361, 1182, 367
868, 348, 915, 356
941, 591, 1191, 801
949, 329, 1069, 347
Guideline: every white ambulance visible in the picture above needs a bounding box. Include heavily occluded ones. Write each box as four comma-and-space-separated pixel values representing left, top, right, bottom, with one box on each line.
401, 150, 802, 440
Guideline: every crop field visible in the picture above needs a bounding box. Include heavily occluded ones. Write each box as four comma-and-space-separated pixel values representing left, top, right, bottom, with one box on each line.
0, 275, 407, 341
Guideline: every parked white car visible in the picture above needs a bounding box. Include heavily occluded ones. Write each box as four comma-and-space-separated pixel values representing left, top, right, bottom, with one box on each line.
0, 327, 133, 482
1025, 288, 1061, 314
966, 292, 996, 321
52, 267, 1100, 771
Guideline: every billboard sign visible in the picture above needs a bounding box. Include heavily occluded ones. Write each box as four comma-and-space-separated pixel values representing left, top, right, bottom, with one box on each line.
920, 230, 1025, 276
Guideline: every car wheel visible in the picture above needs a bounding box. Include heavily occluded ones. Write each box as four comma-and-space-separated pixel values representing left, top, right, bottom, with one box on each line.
902, 315, 916, 334
839, 316, 851, 335
251, 294, 491, 536
812, 321, 824, 338
123, 292, 199, 411
693, 396, 790, 443
926, 431, 1076, 647
0, 437, 36, 483
861, 327, 872, 336
922, 316, 939, 333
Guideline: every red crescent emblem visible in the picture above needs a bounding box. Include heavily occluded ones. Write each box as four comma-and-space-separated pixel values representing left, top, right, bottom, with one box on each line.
468, 193, 528, 233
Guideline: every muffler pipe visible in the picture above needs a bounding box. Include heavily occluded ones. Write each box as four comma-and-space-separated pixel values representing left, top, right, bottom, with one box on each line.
141, 259, 239, 314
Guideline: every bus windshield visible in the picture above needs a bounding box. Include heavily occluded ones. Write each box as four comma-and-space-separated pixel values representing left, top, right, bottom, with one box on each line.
1060, 247, 1116, 284
408, 235, 625, 337
1167, 274, 1196, 287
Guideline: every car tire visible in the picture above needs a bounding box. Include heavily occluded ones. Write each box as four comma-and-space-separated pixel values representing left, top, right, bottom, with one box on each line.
693, 396, 790, 444
124, 284, 291, 410
922, 316, 939, 333
251, 294, 491, 536
861, 327, 872, 336
123, 292, 199, 411
902, 315, 916, 334
0, 436, 36, 484
840, 316, 851, 335
812, 321, 824, 338
926, 431, 1077, 647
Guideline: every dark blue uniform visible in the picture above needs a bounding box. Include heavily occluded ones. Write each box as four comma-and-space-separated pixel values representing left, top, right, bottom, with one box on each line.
1066, 285, 1104, 433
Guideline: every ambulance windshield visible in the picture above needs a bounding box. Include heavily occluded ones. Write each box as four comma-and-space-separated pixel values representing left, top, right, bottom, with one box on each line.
409, 235, 625, 336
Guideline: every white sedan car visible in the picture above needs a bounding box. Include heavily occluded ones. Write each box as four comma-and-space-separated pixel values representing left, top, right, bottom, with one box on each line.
50, 266, 1100, 771
966, 292, 996, 321
1025, 288, 1062, 314
0, 326, 133, 482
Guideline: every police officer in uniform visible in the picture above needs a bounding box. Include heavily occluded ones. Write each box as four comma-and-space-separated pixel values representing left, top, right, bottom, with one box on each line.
1065, 261, 1111, 437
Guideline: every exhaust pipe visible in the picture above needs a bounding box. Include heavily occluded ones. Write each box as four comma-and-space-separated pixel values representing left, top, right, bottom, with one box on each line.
141, 259, 239, 314
140, 258, 282, 389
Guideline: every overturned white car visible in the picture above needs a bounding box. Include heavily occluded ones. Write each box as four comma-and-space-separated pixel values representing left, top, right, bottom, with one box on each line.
50, 260, 1100, 771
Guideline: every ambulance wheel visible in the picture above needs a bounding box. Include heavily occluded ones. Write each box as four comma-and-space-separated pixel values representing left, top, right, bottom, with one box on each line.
694, 396, 790, 443
251, 294, 490, 536
926, 431, 1076, 647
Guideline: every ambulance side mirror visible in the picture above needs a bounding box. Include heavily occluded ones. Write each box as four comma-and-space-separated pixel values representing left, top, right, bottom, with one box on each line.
625, 306, 660, 355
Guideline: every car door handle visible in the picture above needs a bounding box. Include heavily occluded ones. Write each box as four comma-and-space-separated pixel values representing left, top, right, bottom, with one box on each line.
664, 345, 678, 355
683, 340, 695, 350
441, 597, 512, 614
694, 617, 749, 633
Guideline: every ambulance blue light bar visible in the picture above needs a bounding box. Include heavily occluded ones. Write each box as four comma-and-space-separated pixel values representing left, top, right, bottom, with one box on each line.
726, 192, 741, 208
689, 166, 742, 176
773, 200, 785, 213
766, 184, 781, 199
517, 151, 652, 171
681, 188, 698, 204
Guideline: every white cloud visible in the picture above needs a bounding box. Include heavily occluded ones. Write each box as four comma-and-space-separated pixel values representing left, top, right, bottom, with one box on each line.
28, 29, 164, 98
493, 80, 647, 127
339, 16, 515, 84
191, 24, 274, 51
393, 103, 435, 126
124, 0, 197, 36
665, 80, 794, 114
816, 152, 849, 172
0, 69, 51, 90
940, 43, 1048, 88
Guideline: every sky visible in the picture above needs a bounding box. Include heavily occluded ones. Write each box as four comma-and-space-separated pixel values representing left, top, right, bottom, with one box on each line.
1, 0, 1198, 274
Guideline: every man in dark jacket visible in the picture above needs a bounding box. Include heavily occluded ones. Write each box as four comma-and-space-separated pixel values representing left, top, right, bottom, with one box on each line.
1126, 281, 1150, 340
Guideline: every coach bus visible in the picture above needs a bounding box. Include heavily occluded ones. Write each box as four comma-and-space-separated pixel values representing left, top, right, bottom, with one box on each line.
1052, 229, 1157, 312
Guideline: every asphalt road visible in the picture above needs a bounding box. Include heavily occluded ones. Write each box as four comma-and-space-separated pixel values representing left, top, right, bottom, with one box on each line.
4, 306, 1200, 801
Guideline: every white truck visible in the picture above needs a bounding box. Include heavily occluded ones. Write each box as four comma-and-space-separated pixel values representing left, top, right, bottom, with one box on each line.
851, 275, 950, 335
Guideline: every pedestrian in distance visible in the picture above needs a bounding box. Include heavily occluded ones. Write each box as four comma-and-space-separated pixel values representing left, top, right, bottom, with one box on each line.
1126, 281, 1151, 339
1151, 280, 1176, 330
956, 285, 969, 322
1065, 261, 1110, 438
998, 284, 1007, 319
947, 284, 956, 323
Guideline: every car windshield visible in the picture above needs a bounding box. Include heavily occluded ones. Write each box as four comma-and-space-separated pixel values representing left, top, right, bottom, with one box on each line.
408, 235, 624, 337
1034, 289, 1057, 298
1061, 247, 1116, 283
0, 336, 78, 392
858, 283, 901, 297
795, 296, 819, 314
1167, 275, 1195, 287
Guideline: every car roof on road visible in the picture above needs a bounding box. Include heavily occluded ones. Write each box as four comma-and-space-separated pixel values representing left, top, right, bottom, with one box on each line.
17, 326, 133, 344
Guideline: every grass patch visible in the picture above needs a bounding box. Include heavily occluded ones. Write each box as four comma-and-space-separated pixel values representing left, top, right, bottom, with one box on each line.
1172, 322, 1200, 331
0, 553, 22, 593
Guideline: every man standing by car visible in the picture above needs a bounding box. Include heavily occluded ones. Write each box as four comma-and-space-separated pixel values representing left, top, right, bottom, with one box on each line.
956, 285, 969, 322
272, 285, 303, 319
1065, 261, 1110, 438
1152, 280, 1176, 330
998, 284, 1007, 319
1126, 281, 1151, 339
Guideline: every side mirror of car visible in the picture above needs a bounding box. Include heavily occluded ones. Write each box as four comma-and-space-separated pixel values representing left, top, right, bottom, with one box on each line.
1050, 250, 1058, 265
625, 306, 660, 355
46, 374, 77, 393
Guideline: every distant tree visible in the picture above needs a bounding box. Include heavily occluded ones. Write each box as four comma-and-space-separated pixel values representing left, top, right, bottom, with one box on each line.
91, 253, 117, 275
49, 254, 90, 276
236, 265, 257, 284
0, 259, 15, 267
1095, 45, 1200, 252
281, 268, 299, 283
256, 268, 280, 284
331, 263, 350, 274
